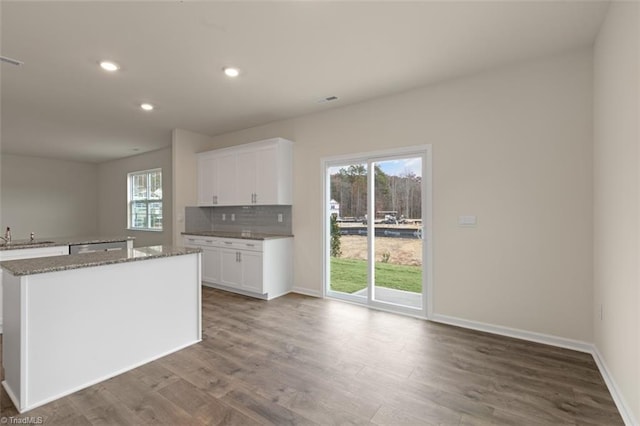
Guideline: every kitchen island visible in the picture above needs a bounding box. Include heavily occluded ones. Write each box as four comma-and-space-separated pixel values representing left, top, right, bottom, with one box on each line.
0, 235, 135, 333
1, 245, 201, 413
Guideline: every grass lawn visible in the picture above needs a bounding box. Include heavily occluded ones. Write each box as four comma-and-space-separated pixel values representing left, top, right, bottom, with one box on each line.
330, 257, 422, 294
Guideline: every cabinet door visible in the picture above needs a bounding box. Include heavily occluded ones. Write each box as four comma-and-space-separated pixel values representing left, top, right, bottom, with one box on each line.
201, 246, 221, 283
197, 155, 216, 206
220, 249, 242, 288
240, 250, 263, 293
236, 150, 257, 204
254, 146, 279, 204
214, 152, 238, 205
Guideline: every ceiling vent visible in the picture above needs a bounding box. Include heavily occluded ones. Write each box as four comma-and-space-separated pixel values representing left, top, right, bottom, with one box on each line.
0, 55, 24, 66
317, 96, 338, 104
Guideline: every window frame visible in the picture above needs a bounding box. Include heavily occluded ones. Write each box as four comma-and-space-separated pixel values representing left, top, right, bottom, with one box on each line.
127, 168, 163, 232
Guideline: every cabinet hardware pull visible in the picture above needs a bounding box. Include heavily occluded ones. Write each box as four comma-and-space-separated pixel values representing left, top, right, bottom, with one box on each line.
246, 244, 255, 247
225, 242, 233, 245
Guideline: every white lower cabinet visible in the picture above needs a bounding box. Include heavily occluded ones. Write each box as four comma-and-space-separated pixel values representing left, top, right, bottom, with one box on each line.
240, 250, 263, 293
201, 246, 221, 283
220, 248, 243, 288
184, 235, 291, 300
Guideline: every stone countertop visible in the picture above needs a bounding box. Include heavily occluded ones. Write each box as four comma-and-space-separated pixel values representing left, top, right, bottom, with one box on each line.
0, 245, 201, 276
0, 235, 135, 251
182, 231, 293, 240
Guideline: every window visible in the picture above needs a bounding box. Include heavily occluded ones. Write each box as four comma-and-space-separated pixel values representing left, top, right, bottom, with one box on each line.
128, 168, 163, 231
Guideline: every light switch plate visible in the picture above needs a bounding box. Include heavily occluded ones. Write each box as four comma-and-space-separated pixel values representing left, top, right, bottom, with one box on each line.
458, 215, 478, 227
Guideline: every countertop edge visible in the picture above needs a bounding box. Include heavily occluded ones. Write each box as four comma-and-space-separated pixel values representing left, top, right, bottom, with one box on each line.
0, 235, 135, 251
181, 232, 293, 240
1, 246, 201, 276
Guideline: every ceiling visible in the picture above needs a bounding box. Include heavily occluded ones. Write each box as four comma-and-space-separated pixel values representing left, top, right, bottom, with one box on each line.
1, 1, 609, 163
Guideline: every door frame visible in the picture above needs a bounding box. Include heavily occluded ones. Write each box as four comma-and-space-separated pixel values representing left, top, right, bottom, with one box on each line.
321, 145, 433, 319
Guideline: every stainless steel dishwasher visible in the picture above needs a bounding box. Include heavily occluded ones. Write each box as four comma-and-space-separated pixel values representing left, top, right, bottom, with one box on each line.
69, 241, 128, 255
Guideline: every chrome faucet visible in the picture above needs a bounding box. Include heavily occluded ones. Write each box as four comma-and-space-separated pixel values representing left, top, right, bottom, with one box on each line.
30, 232, 35, 242
1, 227, 12, 243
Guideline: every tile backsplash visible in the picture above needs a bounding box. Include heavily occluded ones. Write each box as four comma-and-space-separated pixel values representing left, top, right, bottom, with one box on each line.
185, 205, 292, 235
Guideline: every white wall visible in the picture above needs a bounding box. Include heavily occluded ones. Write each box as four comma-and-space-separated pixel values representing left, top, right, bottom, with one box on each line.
173, 49, 594, 343
171, 129, 215, 245
593, 2, 640, 424
0, 154, 98, 239
98, 147, 172, 247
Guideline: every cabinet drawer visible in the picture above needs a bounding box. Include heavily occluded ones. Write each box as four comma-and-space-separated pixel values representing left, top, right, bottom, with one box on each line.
184, 236, 205, 247
184, 236, 221, 247
219, 239, 262, 252
183, 236, 262, 251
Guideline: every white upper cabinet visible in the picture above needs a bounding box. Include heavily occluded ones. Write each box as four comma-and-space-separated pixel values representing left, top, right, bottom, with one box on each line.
215, 151, 238, 205
197, 138, 293, 206
197, 154, 216, 205
254, 145, 281, 204
235, 150, 258, 205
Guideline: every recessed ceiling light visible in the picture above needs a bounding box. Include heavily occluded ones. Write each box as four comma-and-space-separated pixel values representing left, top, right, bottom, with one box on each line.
223, 67, 240, 77
140, 103, 154, 111
99, 61, 120, 72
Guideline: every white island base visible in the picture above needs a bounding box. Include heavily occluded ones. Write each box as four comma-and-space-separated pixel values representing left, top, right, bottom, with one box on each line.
1, 248, 201, 413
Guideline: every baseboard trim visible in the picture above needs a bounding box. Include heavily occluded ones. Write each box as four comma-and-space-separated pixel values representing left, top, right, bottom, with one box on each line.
430, 313, 636, 425
201, 282, 268, 300
430, 313, 593, 353
292, 287, 322, 298
590, 345, 637, 426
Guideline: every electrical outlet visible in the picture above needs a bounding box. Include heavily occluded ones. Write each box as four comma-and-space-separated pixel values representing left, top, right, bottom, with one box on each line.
222, 213, 226, 221
278, 213, 283, 223
231, 213, 235, 221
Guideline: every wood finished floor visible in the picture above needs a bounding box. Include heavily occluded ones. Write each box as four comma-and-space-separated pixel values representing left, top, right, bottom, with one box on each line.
1, 287, 623, 425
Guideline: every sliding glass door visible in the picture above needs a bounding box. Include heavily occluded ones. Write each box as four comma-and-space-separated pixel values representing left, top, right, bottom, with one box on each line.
324, 147, 431, 317
371, 158, 423, 309
327, 162, 369, 301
